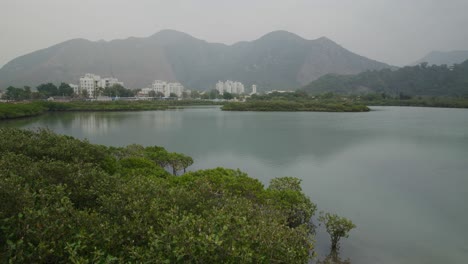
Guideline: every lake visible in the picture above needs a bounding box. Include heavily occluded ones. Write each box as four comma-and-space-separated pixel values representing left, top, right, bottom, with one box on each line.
1, 106, 467, 264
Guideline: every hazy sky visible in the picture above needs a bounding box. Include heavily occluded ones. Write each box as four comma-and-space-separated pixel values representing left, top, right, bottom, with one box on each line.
1, 0, 468, 67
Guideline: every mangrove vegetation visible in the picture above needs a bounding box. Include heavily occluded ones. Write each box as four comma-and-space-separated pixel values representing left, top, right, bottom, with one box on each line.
0, 128, 355, 263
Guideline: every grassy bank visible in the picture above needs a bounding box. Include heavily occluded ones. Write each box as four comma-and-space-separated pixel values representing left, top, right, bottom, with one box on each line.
0, 102, 48, 119
0, 100, 223, 120
361, 97, 468, 108
222, 100, 370, 112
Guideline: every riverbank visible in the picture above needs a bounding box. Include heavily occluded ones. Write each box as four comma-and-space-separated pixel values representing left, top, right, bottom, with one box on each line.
222, 100, 370, 112
360, 97, 468, 108
0, 100, 223, 120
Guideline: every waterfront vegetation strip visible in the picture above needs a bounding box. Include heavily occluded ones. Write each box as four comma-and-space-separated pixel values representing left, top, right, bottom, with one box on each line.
222, 100, 370, 112
0, 102, 48, 119
0, 100, 223, 120
360, 97, 468, 108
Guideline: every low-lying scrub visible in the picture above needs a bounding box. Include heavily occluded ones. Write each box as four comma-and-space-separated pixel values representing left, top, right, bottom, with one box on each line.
1, 128, 351, 263
222, 100, 370, 112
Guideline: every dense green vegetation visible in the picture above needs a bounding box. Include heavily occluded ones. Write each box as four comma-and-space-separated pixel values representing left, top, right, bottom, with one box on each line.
303, 60, 468, 97
0, 100, 223, 120
0, 128, 355, 263
348, 93, 468, 108
223, 101, 369, 112
0, 103, 48, 119
222, 92, 369, 112
1, 83, 78, 101
43, 101, 170, 112
319, 212, 356, 251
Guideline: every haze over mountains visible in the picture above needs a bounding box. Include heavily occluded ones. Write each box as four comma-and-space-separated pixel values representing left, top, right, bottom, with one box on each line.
0, 30, 391, 91
412, 50, 468, 66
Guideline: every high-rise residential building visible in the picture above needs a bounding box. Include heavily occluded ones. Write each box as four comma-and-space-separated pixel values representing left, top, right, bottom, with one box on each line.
139, 80, 186, 97
100, 77, 124, 89
251, 84, 257, 95
215, 80, 245, 95
78, 73, 124, 97
166, 82, 184, 97
79, 74, 101, 97
216, 81, 224, 95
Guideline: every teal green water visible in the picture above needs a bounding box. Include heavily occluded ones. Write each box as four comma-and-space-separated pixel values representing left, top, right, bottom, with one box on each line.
1, 106, 467, 264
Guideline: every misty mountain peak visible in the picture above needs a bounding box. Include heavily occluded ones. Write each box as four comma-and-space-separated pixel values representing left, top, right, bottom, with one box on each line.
412, 50, 468, 65
149, 29, 199, 42
256, 30, 306, 43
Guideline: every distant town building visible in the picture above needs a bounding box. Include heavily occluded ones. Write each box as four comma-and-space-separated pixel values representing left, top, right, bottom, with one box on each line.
266, 90, 290, 94
251, 85, 257, 95
100, 77, 124, 89
215, 80, 245, 95
138, 80, 187, 98
78, 74, 124, 97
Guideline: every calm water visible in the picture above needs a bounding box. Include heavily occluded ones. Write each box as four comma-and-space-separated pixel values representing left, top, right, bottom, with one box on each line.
2, 106, 468, 264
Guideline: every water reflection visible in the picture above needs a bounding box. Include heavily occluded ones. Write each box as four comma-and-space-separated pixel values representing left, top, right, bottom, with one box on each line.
316, 250, 351, 264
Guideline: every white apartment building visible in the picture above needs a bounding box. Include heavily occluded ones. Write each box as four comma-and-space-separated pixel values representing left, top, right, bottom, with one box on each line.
100, 77, 124, 89
166, 82, 184, 97
215, 80, 245, 95
139, 80, 186, 97
78, 73, 124, 97
251, 84, 257, 95
216, 81, 224, 94
79, 73, 101, 97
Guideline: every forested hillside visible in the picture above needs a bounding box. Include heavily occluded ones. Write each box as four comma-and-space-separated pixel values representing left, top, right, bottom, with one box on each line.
303, 60, 468, 97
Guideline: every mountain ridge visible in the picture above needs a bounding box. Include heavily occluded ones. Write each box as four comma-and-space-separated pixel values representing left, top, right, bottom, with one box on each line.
412, 50, 468, 66
0, 30, 392, 90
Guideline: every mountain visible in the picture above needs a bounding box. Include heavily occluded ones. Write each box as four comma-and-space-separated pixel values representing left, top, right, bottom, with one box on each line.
302, 59, 468, 97
412, 50, 468, 66
0, 30, 391, 90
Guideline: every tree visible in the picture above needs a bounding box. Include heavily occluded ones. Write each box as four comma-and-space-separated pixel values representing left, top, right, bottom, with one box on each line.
167, 153, 185, 175
209, 89, 220, 99
179, 154, 194, 173
4, 86, 21, 101
267, 177, 317, 230
58, 83, 74, 96
269, 177, 303, 192
201, 92, 210, 99
37, 83, 58, 97
169, 92, 177, 98
80, 89, 89, 98
318, 212, 356, 251
23, 86, 32, 100
191, 90, 200, 99
102, 84, 133, 97
223, 92, 234, 100
148, 90, 157, 97
144, 146, 170, 168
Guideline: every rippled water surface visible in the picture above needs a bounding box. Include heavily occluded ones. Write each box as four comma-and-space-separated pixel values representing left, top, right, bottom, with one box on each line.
2, 106, 468, 264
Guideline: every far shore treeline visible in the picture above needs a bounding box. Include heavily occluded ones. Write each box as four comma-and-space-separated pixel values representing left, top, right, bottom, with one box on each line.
302, 59, 468, 97
0, 101, 223, 120
0, 128, 355, 263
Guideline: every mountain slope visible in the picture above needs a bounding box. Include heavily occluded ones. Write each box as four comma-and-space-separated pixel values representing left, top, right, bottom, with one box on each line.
302, 59, 468, 96
0, 30, 391, 90
412, 50, 468, 66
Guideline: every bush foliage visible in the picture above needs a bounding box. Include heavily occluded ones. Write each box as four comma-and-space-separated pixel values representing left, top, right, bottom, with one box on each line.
0, 128, 324, 263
